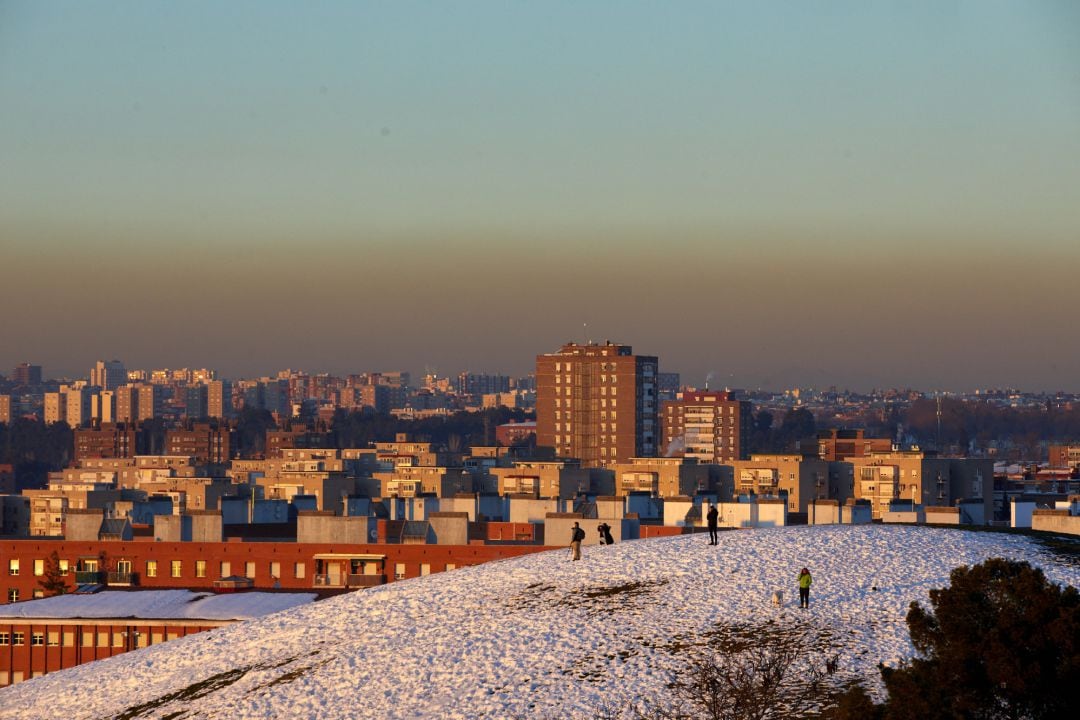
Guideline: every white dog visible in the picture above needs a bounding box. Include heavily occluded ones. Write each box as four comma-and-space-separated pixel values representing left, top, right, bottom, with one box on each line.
771, 590, 784, 607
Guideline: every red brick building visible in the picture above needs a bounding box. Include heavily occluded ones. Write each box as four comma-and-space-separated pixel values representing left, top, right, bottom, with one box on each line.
1, 539, 552, 606
536, 342, 659, 468
0, 590, 316, 686
817, 429, 893, 462
661, 390, 752, 463
166, 423, 232, 464
73, 423, 139, 462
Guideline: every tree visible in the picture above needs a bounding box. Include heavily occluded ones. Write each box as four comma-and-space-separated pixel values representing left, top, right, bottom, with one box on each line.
881, 558, 1080, 720
656, 630, 828, 720
38, 550, 68, 597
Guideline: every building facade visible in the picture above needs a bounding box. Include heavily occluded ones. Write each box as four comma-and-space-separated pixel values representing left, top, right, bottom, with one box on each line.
536, 342, 659, 468
661, 390, 752, 463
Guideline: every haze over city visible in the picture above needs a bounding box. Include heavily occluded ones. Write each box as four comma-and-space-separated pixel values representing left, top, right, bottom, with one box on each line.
2, 2, 1079, 390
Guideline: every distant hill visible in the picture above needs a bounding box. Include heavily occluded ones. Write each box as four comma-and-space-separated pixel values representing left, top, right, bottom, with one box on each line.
2, 525, 1078, 719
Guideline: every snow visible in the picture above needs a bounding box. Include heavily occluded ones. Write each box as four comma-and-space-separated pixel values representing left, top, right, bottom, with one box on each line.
1, 525, 1077, 719
0, 590, 317, 622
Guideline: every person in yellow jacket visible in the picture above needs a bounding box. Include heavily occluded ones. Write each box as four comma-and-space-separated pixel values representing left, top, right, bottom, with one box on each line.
798, 567, 812, 608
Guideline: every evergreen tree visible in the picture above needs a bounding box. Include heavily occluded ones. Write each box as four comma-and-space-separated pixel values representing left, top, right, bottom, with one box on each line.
38, 550, 68, 597
881, 557, 1080, 720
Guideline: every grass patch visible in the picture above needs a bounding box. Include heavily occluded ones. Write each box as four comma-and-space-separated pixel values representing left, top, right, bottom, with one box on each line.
113, 666, 254, 720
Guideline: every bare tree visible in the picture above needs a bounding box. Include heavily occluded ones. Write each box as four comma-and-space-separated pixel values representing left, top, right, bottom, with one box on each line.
643, 630, 830, 720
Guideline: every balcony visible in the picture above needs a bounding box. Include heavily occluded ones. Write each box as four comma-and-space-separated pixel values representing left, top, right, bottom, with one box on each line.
347, 574, 386, 588
107, 572, 137, 586
74, 571, 104, 584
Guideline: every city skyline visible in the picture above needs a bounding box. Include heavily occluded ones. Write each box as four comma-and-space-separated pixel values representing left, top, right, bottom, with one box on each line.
3, 2, 1079, 391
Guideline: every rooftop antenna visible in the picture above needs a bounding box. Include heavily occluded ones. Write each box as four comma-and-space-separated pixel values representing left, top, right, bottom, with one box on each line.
936, 393, 942, 451
583, 322, 590, 345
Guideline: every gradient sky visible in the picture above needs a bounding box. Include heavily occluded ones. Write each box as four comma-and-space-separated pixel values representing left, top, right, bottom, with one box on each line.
2, 1, 1079, 391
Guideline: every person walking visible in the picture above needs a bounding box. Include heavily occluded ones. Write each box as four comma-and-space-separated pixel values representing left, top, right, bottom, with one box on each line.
706, 504, 719, 545
570, 522, 585, 561
798, 567, 812, 608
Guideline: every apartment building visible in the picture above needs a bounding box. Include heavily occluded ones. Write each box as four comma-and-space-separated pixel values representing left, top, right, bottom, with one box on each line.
838, 451, 992, 520
165, 424, 231, 465
730, 454, 829, 514
490, 460, 593, 499
89, 360, 126, 391
611, 457, 722, 498
536, 342, 659, 468
1049, 444, 1080, 470
137, 385, 163, 422
370, 466, 471, 499
816, 429, 893, 461
114, 385, 139, 423
207, 380, 232, 419
73, 424, 138, 462
661, 390, 752, 463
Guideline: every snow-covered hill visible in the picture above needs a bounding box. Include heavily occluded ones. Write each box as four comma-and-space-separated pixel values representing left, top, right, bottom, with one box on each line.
2, 525, 1077, 719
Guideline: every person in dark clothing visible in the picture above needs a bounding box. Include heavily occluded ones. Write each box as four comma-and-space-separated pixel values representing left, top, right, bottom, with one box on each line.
570, 522, 585, 560
599, 522, 615, 545
706, 504, 719, 545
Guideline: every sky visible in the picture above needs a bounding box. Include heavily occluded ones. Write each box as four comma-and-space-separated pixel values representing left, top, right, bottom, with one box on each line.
2, 1, 1079, 391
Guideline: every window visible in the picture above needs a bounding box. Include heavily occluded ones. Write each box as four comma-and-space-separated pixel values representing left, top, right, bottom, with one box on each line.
47, 632, 59, 647
113, 633, 124, 647
145, 560, 157, 578
82, 632, 93, 647
0, 632, 8, 645
395, 563, 406, 580
33, 559, 44, 576
32, 589, 43, 599
245, 562, 255, 579
97, 632, 108, 647
63, 632, 74, 647
220, 561, 231, 577
294, 562, 305, 579
446, 563, 456, 571
7, 559, 18, 576
7, 589, 17, 603
13, 632, 24, 646
59, 559, 69, 575
170, 560, 182, 578
420, 563, 430, 576
195, 560, 207, 578
270, 562, 280, 579
0, 671, 7, 685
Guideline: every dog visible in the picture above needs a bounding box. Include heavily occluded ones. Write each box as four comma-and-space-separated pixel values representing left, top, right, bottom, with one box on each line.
771, 590, 784, 607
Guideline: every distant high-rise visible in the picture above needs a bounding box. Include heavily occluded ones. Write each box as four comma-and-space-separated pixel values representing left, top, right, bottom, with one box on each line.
536, 342, 659, 468
137, 384, 163, 421
90, 360, 126, 391
11, 363, 42, 386
43, 392, 66, 425
93, 390, 116, 424
207, 380, 233, 419
0, 395, 11, 425
64, 385, 92, 428
115, 384, 139, 423
185, 384, 209, 419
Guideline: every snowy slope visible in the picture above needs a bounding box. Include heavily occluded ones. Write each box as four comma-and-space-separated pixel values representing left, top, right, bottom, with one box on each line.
2, 525, 1077, 719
